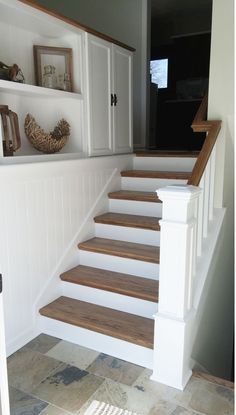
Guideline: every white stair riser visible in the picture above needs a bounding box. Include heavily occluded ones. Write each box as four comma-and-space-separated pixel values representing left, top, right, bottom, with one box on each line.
109, 199, 162, 217
79, 251, 159, 280
95, 223, 160, 246
121, 177, 188, 191
134, 157, 196, 172
38, 316, 154, 369
61, 282, 158, 318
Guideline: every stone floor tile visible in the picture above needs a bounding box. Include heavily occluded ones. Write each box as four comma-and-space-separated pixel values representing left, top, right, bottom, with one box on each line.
86, 353, 145, 386
7, 348, 63, 393
39, 404, 72, 414
132, 368, 179, 401
171, 407, 202, 415
174, 378, 234, 415
24, 334, 61, 354
46, 341, 99, 370
9, 386, 48, 415
78, 378, 172, 415
31, 364, 104, 413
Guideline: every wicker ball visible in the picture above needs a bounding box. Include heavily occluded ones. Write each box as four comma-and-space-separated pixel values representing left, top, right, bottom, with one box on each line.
24, 113, 70, 154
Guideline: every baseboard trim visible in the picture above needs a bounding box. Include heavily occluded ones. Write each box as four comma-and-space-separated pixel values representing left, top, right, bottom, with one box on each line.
192, 371, 234, 389
6, 326, 40, 357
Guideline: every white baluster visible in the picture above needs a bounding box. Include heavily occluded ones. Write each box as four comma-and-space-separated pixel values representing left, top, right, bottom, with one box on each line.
203, 162, 210, 237
209, 147, 216, 221
197, 174, 204, 256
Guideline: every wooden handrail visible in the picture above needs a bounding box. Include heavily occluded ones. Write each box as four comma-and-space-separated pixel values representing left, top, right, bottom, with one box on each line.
191, 94, 208, 129
187, 95, 221, 186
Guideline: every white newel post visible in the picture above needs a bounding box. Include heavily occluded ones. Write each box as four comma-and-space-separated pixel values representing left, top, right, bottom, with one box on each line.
151, 185, 202, 390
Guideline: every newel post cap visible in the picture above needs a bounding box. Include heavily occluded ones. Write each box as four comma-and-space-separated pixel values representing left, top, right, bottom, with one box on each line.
157, 185, 202, 203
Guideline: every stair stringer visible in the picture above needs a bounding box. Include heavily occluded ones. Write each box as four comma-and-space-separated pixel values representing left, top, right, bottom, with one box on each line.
33, 156, 134, 321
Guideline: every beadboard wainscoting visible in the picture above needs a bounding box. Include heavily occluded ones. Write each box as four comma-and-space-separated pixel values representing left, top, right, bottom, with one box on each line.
0, 155, 133, 355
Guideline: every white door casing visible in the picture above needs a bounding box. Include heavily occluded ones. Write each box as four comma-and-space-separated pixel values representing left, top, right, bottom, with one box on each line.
0, 275, 10, 415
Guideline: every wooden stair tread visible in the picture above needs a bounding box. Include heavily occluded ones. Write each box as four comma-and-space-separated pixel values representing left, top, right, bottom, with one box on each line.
108, 190, 161, 203
61, 265, 159, 302
120, 170, 191, 179
78, 237, 160, 263
94, 212, 160, 230
39, 296, 154, 349
135, 150, 199, 158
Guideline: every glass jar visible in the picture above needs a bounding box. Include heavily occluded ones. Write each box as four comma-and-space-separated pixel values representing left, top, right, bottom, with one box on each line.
42, 65, 57, 89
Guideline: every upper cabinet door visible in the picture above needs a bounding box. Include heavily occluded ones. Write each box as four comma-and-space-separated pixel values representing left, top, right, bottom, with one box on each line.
112, 45, 133, 154
86, 34, 113, 156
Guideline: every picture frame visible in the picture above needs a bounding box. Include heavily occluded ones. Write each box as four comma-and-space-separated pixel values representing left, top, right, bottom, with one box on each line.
33, 45, 73, 92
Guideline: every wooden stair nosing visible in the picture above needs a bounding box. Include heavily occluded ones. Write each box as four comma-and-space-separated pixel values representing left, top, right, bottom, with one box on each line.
39, 296, 154, 349
135, 150, 200, 158
61, 265, 159, 302
120, 170, 191, 179
94, 212, 160, 231
108, 190, 161, 203
78, 237, 160, 264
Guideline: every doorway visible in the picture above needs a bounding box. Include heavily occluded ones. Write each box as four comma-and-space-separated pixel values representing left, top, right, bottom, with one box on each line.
148, 0, 213, 151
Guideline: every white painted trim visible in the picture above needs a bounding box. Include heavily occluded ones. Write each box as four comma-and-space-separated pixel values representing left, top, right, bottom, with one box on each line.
79, 250, 159, 280
6, 326, 40, 357
61, 282, 158, 318
0, 293, 10, 415
95, 223, 160, 246
0, 80, 83, 99
109, 199, 162, 217
38, 316, 154, 369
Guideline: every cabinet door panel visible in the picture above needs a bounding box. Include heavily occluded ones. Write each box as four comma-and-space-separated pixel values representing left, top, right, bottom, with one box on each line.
86, 35, 113, 156
113, 46, 133, 154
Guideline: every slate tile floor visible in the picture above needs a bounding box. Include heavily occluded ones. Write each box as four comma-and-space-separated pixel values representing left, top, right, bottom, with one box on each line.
6, 334, 234, 415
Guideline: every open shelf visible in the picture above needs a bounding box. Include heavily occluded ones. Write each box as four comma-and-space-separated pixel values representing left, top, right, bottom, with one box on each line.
0, 151, 86, 165
0, 80, 83, 100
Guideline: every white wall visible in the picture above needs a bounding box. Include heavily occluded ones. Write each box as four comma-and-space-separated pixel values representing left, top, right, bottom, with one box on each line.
192, 0, 234, 379
33, 0, 149, 149
0, 155, 133, 355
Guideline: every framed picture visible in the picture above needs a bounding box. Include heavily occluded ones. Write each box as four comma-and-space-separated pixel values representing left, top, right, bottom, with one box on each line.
33, 45, 73, 92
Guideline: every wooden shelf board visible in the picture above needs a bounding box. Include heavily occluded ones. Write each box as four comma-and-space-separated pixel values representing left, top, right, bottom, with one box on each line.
0, 80, 82, 100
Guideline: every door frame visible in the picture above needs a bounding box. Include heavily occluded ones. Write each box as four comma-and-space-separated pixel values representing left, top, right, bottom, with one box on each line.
0, 274, 10, 415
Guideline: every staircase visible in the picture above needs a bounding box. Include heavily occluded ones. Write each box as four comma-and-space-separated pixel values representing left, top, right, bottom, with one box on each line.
39, 151, 198, 369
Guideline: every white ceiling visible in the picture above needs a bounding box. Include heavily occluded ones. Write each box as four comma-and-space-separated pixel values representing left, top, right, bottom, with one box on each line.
151, 0, 212, 19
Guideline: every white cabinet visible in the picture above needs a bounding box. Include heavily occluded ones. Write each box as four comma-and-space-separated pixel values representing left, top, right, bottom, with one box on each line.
85, 34, 133, 156
0, 0, 133, 164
